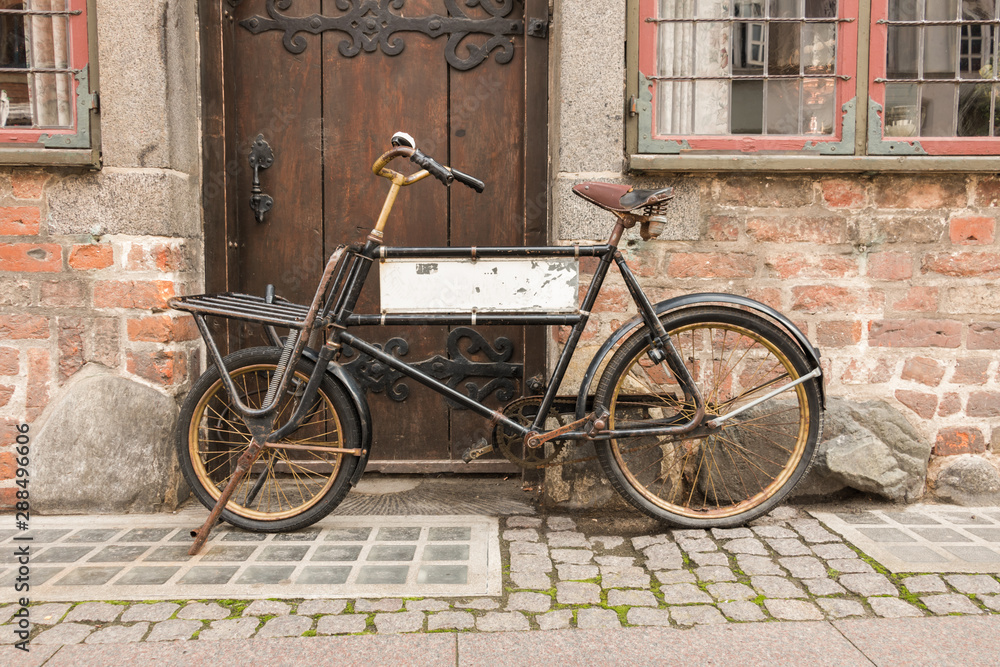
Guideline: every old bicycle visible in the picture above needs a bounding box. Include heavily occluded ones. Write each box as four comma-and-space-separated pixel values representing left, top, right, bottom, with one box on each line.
171, 133, 825, 554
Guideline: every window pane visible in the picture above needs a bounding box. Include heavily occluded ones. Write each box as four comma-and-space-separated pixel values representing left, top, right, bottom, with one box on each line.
803, 23, 836, 73
887, 26, 920, 78
768, 0, 798, 18
0, 6, 29, 127
766, 79, 801, 133
770, 22, 802, 74
958, 81, 995, 135
805, 0, 837, 18
884, 83, 920, 136
922, 83, 958, 135
923, 26, 957, 77
803, 77, 836, 133
731, 80, 764, 133
890, 0, 921, 21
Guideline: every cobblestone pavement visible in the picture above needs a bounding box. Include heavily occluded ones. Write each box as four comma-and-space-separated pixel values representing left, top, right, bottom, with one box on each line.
3, 505, 999, 648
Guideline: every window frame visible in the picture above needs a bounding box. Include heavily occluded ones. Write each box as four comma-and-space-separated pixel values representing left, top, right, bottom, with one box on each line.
0, 0, 100, 167
626, 0, 1000, 172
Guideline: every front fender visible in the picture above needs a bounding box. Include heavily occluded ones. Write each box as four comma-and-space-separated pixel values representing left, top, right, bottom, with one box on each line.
575, 293, 825, 419
300, 347, 373, 486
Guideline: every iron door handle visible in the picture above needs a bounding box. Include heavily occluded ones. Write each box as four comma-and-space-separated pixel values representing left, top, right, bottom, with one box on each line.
249, 133, 274, 223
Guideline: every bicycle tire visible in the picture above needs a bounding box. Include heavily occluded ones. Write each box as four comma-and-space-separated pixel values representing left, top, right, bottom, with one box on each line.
593, 306, 823, 528
177, 346, 361, 532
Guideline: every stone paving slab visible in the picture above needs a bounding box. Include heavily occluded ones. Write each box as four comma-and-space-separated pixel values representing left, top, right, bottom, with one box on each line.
811, 506, 1000, 573
0, 513, 501, 602
833, 615, 1000, 667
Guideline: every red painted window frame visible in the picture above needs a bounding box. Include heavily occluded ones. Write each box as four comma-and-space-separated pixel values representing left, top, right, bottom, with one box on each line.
868, 0, 1000, 156
637, 0, 860, 153
0, 0, 91, 147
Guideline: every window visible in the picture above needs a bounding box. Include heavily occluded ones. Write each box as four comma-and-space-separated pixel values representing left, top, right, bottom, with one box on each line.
631, 0, 1000, 163
0, 0, 98, 166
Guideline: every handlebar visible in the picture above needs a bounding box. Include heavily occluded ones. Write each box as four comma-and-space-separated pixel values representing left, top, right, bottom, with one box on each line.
371, 136, 485, 194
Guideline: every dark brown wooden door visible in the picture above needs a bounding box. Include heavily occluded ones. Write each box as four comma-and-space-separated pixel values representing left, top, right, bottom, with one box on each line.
201, 0, 548, 471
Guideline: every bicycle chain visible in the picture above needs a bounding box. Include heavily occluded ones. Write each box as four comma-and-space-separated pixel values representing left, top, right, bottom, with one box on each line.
494, 397, 604, 470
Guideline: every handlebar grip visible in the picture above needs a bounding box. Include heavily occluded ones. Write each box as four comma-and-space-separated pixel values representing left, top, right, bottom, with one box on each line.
450, 168, 486, 194
411, 150, 454, 186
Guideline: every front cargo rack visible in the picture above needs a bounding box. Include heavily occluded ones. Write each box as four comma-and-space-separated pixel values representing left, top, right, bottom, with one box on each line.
168, 292, 313, 329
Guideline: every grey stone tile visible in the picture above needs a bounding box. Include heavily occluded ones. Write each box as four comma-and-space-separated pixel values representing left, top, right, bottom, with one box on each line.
219, 531, 267, 542
719, 600, 765, 622
768, 538, 812, 557
236, 565, 295, 584
602, 567, 650, 588
256, 545, 309, 562
316, 614, 367, 634
22, 530, 71, 543
0, 567, 62, 587
912, 528, 972, 543
87, 545, 150, 562
66, 602, 123, 623
836, 511, 885, 524
942, 512, 993, 525
550, 548, 593, 564
751, 576, 807, 599
354, 599, 403, 613
839, 573, 898, 597
655, 570, 696, 585
802, 578, 847, 596
695, 566, 736, 582
969, 528, 1000, 542
28, 603, 71, 625
510, 571, 551, 589
858, 527, 915, 543
198, 617, 259, 641
406, 599, 449, 612
65, 529, 123, 543
576, 608, 621, 629
119, 528, 174, 543
828, 558, 875, 574
536, 609, 573, 630
660, 583, 713, 604
944, 574, 1000, 595
548, 532, 589, 548
556, 563, 598, 580
556, 581, 601, 604
33, 622, 93, 645
422, 544, 470, 561
884, 512, 939, 525
765, 599, 824, 621
503, 529, 539, 542
257, 615, 312, 638
244, 600, 291, 616
547, 517, 576, 531
506, 592, 551, 613
85, 623, 149, 644
54, 567, 122, 586
868, 597, 924, 618
921, 594, 983, 615
114, 566, 180, 586
121, 602, 179, 623
145, 546, 194, 562
418, 564, 468, 585
901, 574, 946, 594
943, 546, 1000, 562
367, 544, 417, 562
736, 554, 783, 575
324, 527, 372, 541
296, 599, 347, 616
708, 582, 756, 601
34, 546, 94, 563
274, 527, 322, 541
817, 598, 865, 618
607, 589, 657, 607
428, 611, 475, 630
886, 547, 947, 564
146, 619, 201, 641
177, 602, 229, 620
811, 543, 858, 560
779, 556, 827, 578
356, 566, 409, 585
177, 566, 238, 585
312, 545, 363, 562
627, 607, 672, 626
201, 545, 256, 562
671, 605, 727, 626
505, 517, 542, 529
476, 611, 529, 632
427, 526, 472, 541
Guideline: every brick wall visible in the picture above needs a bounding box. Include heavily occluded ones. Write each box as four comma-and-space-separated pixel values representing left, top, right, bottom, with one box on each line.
0, 168, 202, 507
555, 171, 999, 493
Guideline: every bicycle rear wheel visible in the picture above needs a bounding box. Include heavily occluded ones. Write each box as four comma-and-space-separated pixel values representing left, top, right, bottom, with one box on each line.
177, 346, 361, 532
593, 306, 822, 528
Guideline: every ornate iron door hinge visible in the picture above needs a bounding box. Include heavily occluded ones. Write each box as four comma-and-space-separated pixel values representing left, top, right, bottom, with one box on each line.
239, 0, 526, 71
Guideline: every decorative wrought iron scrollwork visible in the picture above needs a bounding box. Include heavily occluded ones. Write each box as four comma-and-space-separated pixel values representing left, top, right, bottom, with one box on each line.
248, 134, 274, 223
340, 327, 522, 407
239, 0, 524, 71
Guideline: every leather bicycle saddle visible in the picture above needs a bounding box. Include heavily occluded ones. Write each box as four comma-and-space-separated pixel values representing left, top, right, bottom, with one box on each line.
572, 182, 674, 213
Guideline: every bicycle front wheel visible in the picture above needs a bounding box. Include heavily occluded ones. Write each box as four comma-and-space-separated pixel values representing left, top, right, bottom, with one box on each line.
177, 346, 361, 533
593, 306, 822, 528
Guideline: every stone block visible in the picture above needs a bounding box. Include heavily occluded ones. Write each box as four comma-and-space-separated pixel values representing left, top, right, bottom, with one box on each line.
316, 615, 367, 634
198, 618, 259, 641
556, 581, 601, 604
427, 611, 475, 631
901, 574, 946, 594
33, 623, 93, 645
121, 602, 179, 623
65, 602, 122, 623
765, 599, 824, 621
626, 607, 672, 626
536, 609, 573, 630
476, 612, 529, 632
576, 608, 621, 629
32, 371, 182, 513
932, 455, 1000, 506
296, 600, 347, 616
839, 573, 898, 597
85, 623, 149, 644
671, 605, 727, 626
505, 592, 551, 613
751, 576, 808, 599
920, 594, 983, 615
146, 619, 201, 641
868, 597, 924, 618
373, 612, 423, 634
719, 601, 765, 622
816, 598, 865, 618
607, 589, 657, 607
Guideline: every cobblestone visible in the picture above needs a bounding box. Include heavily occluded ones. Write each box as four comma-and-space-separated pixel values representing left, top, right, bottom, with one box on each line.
631, 534, 671, 550
198, 618, 259, 641
868, 597, 924, 618
33, 623, 94, 645
536, 609, 574, 630
655, 570, 696, 584
355, 598, 404, 612
708, 582, 756, 601
719, 600, 766, 622
406, 599, 449, 612
980, 595, 1000, 612
256, 615, 312, 638
556, 563, 599, 580
65, 602, 122, 623
509, 541, 548, 556
121, 602, 179, 623
677, 537, 717, 552
176, 602, 229, 621
428, 611, 475, 630
547, 517, 576, 531
789, 519, 840, 543
689, 551, 730, 567
601, 568, 650, 588
85, 623, 149, 644
576, 608, 621, 629
548, 531, 589, 548
503, 529, 539, 542
811, 543, 858, 560
374, 611, 424, 634
626, 607, 672, 626
736, 554, 783, 575
671, 605, 727, 625
505, 517, 542, 528
765, 599, 824, 621
317, 615, 368, 635
712, 528, 754, 540
921, 594, 984, 615
751, 576, 807, 599
944, 574, 1000, 595
556, 581, 601, 604
244, 600, 292, 616
828, 558, 874, 574
779, 556, 828, 579
660, 583, 713, 604
722, 538, 768, 555
768, 538, 812, 556
607, 589, 657, 607
695, 566, 737, 582
816, 598, 865, 618
590, 536, 624, 550
901, 574, 946, 594
802, 578, 848, 596
477, 611, 530, 632
643, 542, 685, 569
753, 526, 797, 539
510, 572, 551, 589
510, 554, 553, 572
506, 592, 552, 613
456, 598, 499, 610
839, 573, 898, 597
596, 555, 636, 568
30, 603, 72, 625
550, 549, 593, 564
146, 619, 201, 642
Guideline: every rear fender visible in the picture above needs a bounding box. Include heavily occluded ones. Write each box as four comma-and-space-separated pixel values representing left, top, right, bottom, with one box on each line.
575, 293, 825, 419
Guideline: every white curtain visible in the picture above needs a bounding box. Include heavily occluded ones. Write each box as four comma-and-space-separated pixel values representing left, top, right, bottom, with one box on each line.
25, 0, 72, 127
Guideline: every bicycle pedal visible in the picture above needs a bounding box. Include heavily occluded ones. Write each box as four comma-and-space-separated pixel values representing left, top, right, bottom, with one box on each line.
461, 438, 494, 463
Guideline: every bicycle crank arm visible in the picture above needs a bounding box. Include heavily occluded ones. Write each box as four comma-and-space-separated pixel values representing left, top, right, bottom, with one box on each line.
524, 414, 592, 449
706, 367, 822, 429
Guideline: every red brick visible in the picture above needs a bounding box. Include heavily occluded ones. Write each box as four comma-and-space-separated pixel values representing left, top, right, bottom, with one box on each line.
68, 244, 114, 270
26, 348, 50, 420
952, 358, 991, 385
938, 393, 962, 417
125, 242, 189, 272
0, 243, 61, 272
0, 206, 41, 235
977, 175, 1000, 206
553, 323, 598, 345
87, 317, 120, 367
0, 315, 49, 340
820, 178, 866, 209
875, 216, 946, 244
58, 317, 85, 383
39, 279, 86, 308
816, 321, 862, 347
895, 390, 938, 419
0, 347, 17, 376
592, 284, 630, 313
10, 171, 49, 199
127, 315, 199, 343
0, 487, 15, 509
967, 392, 1000, 418
744, 288, 782, 311
873, 175, 967, 209
0, 452, 14, 479
893, 287, 938, 313
621, 247, 659, 277
791, 286, 882, 314
766, 254, 857, 279
933, 427, 986, 456
0, 385, 13, 408
716, 177, 813, 207
746, 216, 849, 244
922, 252, 1000, 277
949, 215, 996, 245
867, 252, 912, 280
868, 320, 962, 348
968, 322, 1000, 350
667, 253, 756, 279
0, 418, 17, 448
127, 349, 187, 386
840, 358, 893, 385
93, 280, 175, 309
901, 356, 945, 386
706, 215, 739, 241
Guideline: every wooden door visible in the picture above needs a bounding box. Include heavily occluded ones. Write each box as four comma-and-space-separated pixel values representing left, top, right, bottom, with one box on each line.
200, 0, 549, 471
